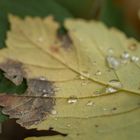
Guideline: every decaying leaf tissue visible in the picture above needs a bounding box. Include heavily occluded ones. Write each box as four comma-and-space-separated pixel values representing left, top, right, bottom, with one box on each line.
0, 15, 140, 140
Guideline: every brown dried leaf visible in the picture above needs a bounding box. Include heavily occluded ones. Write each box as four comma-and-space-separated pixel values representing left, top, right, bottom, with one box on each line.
0, 72, 55, 127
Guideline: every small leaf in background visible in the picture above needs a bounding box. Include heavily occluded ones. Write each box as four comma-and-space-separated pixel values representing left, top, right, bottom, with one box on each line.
0, 15, 139, 140
0, 71, 27, 94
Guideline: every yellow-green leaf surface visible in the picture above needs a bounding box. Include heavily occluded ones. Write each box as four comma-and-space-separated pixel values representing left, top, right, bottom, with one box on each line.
0, 15, 139, 140
65, 19, 140, 95
26, 109, 140, 140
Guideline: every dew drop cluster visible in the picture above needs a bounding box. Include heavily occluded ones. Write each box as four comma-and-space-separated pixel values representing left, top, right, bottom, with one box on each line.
67, 96, 78, 104
106, 49, 139, 70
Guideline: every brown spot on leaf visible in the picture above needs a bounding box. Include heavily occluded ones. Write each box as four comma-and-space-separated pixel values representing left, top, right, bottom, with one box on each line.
128, 43, 138, 51
112, 107, 117, 111
50, 34, 72, 53
27, 78, 55, 97
58, 34, 73, 49
50, 46, 60, 53
0, 78, 56, 128
0, 59, 25, 85
94, 124, 99, 128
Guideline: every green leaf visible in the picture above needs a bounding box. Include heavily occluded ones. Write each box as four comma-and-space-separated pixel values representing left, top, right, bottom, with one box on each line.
0, 71, 27, 94
0, 109, 8, 121
55, 0, 99, 19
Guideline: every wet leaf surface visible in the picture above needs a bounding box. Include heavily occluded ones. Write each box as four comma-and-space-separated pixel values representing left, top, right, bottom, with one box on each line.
0, 15, 139, 140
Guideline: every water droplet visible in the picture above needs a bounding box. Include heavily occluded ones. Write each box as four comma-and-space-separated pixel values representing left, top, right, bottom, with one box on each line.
86, 101, 94, 106
39, 77, 46, 81
106, 56, 120, 69
42, 91, 49, 97
95, 70, 102, 76
120, 52, 130, 64
38, 37, 44, 42
105, 87, 117, 93
79, 71, 90, 80
51, 110, 57, 115
42, 89, 47, 93
108, 79, 123, 89
67, 124, 71, 127
80, 71, 90, 78
81, 80, 88, 86
34, 122, 39, 125
103, 108, 107, 111
121, 52, 130, 59
131, 56, 139, 62
108, 48, 114, 54
79, 75, 85, 80
67, 96, 78, 104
